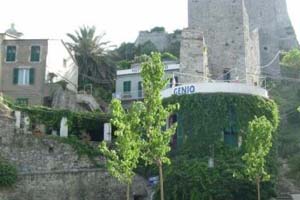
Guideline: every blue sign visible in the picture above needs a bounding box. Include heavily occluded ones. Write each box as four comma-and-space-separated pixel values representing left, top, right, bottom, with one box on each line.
174, 85, 196, 95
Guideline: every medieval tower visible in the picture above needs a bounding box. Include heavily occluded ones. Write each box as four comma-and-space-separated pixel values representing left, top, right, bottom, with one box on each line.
180, 0, 299, 83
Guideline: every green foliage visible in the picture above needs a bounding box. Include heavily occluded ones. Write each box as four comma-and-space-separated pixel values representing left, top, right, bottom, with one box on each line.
133, 54, 151, 64
281, 48, 300, 69
162, 143, 276, 200
161, 52, 177, 61
164, 94, 279, 144
140, 53, 179, 166
100, 99, 144, 185
140, 53, 179, 200
66, 25, 115, 91
287, 154, 300, 182
162, 93, 279, 200
116, 42, 136, 61
136, 41, 158, 56
242, 116, 274, 183
0, 159, 17, 187
117, 60, 132, 70
166, 41, 181, 58
5, 101, 109, 134
93, 85, 113, 103
53, 135, 102, 161
150, 27, 166, 33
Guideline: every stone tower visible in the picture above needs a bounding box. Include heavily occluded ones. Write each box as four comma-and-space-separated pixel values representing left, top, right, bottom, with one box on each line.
187, 0, 299, 80
244, 0, 299, 76
187, 0, 261, 82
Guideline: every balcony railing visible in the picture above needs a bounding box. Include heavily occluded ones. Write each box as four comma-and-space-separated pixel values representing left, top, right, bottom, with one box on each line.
113, 90, 144, 100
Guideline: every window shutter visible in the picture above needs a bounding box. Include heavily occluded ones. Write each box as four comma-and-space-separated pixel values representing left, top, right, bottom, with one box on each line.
13, 68, 18, 84
29, 68, 35, 84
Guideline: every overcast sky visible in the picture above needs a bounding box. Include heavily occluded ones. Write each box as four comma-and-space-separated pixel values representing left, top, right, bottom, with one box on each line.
0, 0, 299, 47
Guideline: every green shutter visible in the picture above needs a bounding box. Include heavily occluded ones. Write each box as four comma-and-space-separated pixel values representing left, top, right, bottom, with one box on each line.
6, 46, 16, 62
13, 68, 18, 84
29, 68, 35, 84
123, 81, 131, 92
31, 46, 40, 62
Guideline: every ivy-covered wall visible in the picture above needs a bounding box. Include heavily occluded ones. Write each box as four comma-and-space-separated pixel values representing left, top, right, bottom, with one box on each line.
162, 93, 280, 200
164, 93, 279, 147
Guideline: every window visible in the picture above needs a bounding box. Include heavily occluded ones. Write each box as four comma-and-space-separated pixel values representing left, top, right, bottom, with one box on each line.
224, 105, 238, 146
30, 46, 40, 62
138, 81, 143, 97
16, 98, 28, 106
169, 76, 179, 87
13, 68, 35, 85
224, 128, 238, 146
6, 46, 16, 62
223, 68, 231, 81
123, 81, 131, 93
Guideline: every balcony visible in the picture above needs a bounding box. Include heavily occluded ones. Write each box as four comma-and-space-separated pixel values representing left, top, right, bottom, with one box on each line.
113, 90, 144, 101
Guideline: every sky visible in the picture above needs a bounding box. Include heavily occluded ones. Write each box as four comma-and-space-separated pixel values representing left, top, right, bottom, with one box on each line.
0, 0, 299, 47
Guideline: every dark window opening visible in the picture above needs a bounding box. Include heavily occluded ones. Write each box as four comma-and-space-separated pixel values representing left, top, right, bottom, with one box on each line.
43, 96, 52, 107
169, 76, 179, 87
223, 68, 231, 81
224, 128, 238, 146
30, 46, 41, 62
133, 195, 144, 200
6, 46, 16, 62
123, 81, 131, 92
48, 147, 54, 153
16, 98, 29, 106
138, 81, 143, 98
224, 105, 238, 146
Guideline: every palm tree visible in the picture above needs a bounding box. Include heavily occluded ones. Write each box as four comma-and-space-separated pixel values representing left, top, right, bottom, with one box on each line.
66, 25, 115, 90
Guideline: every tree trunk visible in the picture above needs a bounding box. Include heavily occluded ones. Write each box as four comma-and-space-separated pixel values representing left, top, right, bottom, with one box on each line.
127, 183, 130, 200
256, 177, 261, 200
158, 160, 164, 200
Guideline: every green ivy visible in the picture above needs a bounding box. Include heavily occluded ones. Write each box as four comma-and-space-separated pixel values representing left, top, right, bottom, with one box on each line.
0, 159, 17, 187
5, 99, 110, 133
51, 135, 103, 167
161, 93, 279, 199
164, 93, 279, 144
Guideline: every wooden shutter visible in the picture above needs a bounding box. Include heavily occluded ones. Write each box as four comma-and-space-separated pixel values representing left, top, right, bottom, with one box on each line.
13, 68, 18, 84
29, 68, 35, 85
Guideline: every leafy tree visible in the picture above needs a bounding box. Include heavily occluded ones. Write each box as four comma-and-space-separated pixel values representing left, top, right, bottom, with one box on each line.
99, 99, 144, 200
242, 116, 274, 200
136, 41, 158, 56
161, 52, 177, 61
115, 42, 136, 61
66, 25, 115, 90
281, 48, 300, 68
150, 27, 166, 33
140, 53, 178, 200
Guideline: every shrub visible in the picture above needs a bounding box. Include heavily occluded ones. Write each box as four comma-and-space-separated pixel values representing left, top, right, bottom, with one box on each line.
0, 159, 17, 187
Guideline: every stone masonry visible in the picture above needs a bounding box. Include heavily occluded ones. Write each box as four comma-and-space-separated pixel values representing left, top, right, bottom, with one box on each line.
0, 106, 150, 200
188, 0, 299, 80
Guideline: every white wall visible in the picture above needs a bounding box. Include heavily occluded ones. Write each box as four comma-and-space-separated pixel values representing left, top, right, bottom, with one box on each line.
46, 40, 78, 92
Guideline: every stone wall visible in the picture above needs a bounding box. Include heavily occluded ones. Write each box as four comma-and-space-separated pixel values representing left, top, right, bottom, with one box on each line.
179, 28, 208, 83
188, 0, 249, 80
188, 0, 299, 78
135, 30, 181, 53
0, 169, 127, 200
0, 112, 150, 200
